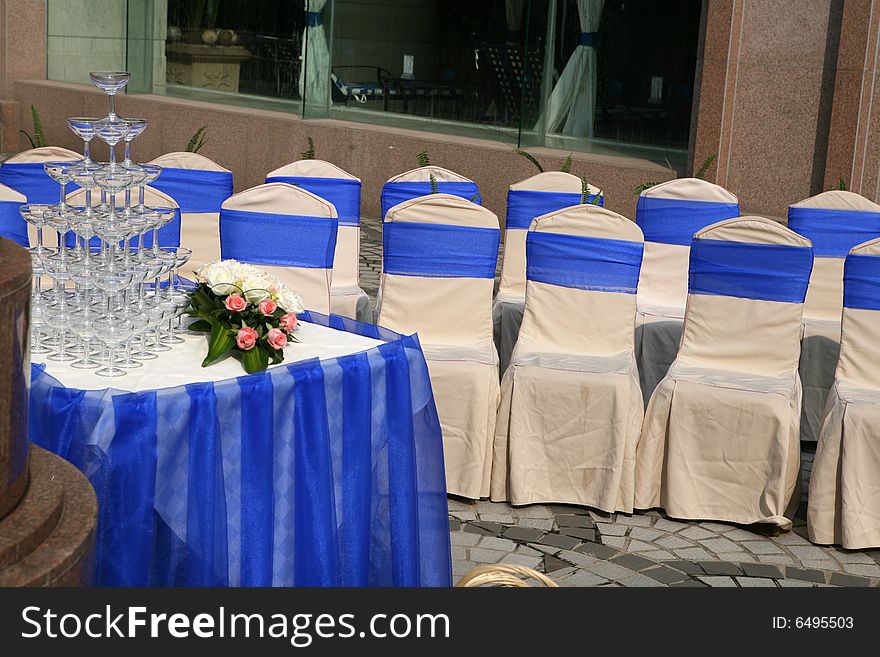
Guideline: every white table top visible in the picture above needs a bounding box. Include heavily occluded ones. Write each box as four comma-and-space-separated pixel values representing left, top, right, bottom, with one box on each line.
34, 321, 385, 393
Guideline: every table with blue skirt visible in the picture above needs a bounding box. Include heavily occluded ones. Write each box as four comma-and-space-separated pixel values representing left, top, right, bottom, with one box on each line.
29, 311, 452, 587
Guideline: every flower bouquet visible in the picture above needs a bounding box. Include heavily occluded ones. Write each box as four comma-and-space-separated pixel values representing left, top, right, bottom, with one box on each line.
187, 260, 305, 373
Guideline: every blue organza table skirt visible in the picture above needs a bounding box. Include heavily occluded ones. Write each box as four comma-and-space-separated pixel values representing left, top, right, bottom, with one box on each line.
29, 312, 452, 587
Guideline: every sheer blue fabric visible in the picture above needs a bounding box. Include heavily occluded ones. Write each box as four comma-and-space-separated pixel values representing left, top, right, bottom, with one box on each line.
0, 162, 79, 204
0, 198, 27, 246
505, 189, 602, 230
220, 208, 338, 268
151, 168, 233, 213
787, 207, 880, 258
688, 238, 813, 303
383, 221, 499, 278
265, 176, 361, 226
579, 32, 599, 47
305, 11, 323, 26
843, 253, 880, 310
29, 312, 452, 587
380, 181, 481, 219
636, 196, 740, 246
526, 232, 643, 293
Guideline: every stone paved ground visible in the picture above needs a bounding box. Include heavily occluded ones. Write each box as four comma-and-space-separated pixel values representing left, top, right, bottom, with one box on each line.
359, 217, 880, 587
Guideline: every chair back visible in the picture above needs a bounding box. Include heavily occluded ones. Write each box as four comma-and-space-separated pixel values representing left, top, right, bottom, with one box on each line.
516, 204, 643, 359
0, 183, 28, 247
220, 183, 338, 313
836, 237, 880, 390
636, 177, 739, 315
0, 146, 82, 204
497, 171, 602, 300
378, 193, 499, 347
380, 166, 481, 219
676, 216, 813, 379
788, 190, 880, 322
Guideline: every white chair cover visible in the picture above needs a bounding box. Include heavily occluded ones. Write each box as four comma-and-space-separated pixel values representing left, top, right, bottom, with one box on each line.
220, 183, 337, 314
0, 183, 27, 247
634, 177, 740, 402
491, 204, 644, 512
634, 216, 813, 529
265, 159, 370, 322
493, 171, 602, 375
787, 190, 880, 442
148, 152, 233, 280
380, 166, 481, 220
808, 237, 880, 549
377, 193, 500, 498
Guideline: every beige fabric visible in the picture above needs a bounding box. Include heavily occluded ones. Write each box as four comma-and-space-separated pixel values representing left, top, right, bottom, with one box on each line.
386, 165, 475, 184
378, 193, 500, 498
148, 152, 230, 172
634, 216, 810, 529
491, 205, 644, 512
221, 183, 336, 314
0, 182, 26, 202
809, 237, 880, 548
3, 146, 81, 164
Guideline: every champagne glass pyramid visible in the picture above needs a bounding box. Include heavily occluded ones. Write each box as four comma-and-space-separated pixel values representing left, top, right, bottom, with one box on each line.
89, 71, 131, 121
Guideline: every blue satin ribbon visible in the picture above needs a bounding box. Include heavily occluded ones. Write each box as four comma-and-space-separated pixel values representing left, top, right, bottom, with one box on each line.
636, 196, 741, 246
506, 189, 602, 230
579, 31, 599, 47
265, 175, 361, 226
844, 254, 880, 310
220, 208, 338, 268
380, 180, 481, 219
0, 199, 27, 246
788, 207, 880, 258
689, 238, 813, 303
305, 10, 323, 27
0, 162, 80, 204
527, 231, 643, 293
383, 220, 499, 278
151, 168, 233, 213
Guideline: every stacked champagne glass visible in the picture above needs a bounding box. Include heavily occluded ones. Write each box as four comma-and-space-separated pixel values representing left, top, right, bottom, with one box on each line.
24, 72, 194, 377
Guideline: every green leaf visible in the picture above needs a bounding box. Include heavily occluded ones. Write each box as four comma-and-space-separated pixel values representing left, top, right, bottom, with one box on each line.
19, 130, 36, 149
31, 105, 46, 148
417, 149, 430, 167
241, 346, 270, 373
581, 176, 590, 204
201, 321, 236, 367
186, 126, 207, 153
429, 172, 438, 194
302, 136, 316, 160
188, 319, 213, 333
633, 181, 660, 197
269, 349, 285, 365
694, 153, 717, 180
837, 176, 847, 191
515, 149, 544, 173
560, 153, 573, 173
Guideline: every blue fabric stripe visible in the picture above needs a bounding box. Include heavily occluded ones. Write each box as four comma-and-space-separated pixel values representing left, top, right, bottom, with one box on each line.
636, 196, 741, 246
788, 207, 880, 258
383, 220, 499, 278
380, 180, 481, 219
152, 167, 233, 213
0, 162, 80, 204
579, 31, 599, 47
505, 189, 600, 230
844, 253, 880, 310
526, 232, 643, 293
688, 238, 813, 303
266, 175, 361, 227
220, 208, 338, 268
0, 199, 27, 246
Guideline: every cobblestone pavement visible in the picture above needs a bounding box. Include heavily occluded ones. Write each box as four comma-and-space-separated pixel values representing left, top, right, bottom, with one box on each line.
359, 218, 880, 587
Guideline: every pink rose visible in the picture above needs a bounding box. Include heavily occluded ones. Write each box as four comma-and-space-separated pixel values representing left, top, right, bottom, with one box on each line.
225, 293, 247, 313
236, 326, 258, 351
266, 328, 287, 351
279, 313, 298, 334
258, 298, 278, 317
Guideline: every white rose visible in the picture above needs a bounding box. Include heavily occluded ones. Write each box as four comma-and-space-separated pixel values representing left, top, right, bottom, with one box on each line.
278, 290, 304, 314
206, 262, 238, 296
242, 275, 271, 303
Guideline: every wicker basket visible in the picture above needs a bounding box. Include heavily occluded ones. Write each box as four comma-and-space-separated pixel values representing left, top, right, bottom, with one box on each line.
455, 563, 558, 587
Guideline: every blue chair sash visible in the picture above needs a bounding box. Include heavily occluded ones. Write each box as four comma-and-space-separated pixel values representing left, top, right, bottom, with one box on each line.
526, 231, 643, 293
0, 199, 28, 247
688, 238, 813, 303
506, 189, 603, 230
220, 208, 337, 268
0, 162, 81, 204
788, 207, 880, 258
265, 176, 361, 227
383, 221, 498, 278
380, 180, 481, 219
151, 168, 233, 213
844, 254, 880, 311
636, 196, 740, 246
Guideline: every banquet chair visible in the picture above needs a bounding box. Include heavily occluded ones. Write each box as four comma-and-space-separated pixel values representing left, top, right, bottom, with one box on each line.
490, 204, 644, 512
377, 193, 500, 498
493, 172, 602, 375
808, 237, 880, 549
380, 166, 481, 220
634, 216, 814, 529
635, 178, 740, 402
787, 190, 880, 443
148, 152, 234, 279
265, 159, 370, 321
220, 183, 338, 314
0, 183, 28, 247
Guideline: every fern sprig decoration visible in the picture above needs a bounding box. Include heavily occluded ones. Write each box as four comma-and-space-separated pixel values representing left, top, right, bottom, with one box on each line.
561, 153, 573, 174
19, 105, 46, 149
186, 126, 207, 153
417, 150, 431, 167
429, 172, 438, 194
515, 149, 544, 173
302, 136, 316, 160
837, 177, 847, 191
581, 177, 590, 204
694, 153, 717, 180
